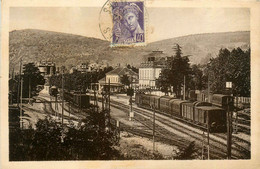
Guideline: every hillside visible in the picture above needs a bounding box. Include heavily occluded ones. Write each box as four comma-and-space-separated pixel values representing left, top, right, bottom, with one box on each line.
9, 29, 250, 72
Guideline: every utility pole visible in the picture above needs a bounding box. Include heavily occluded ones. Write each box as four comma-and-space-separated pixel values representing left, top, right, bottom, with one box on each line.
17, 59, 22, 106
79, 86, 82, 114
227, 100, 232, 159
20, 78, 23, 129
183, 75, 186, 100
108, 79, 111, 124
226, 82, 232, 159
207, 111, 210, 159
201, 131, 205, 159
55, 95, 58, 119
29, 77, 31, 104
153, 105, 156, 154
208, 73, 210, 103
61, 68, 64, 125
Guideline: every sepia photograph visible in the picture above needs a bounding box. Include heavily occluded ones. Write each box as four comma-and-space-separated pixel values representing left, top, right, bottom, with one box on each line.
1, 0, 260, 169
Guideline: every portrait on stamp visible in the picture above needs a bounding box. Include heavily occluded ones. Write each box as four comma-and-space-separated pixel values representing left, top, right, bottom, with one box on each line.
112, 2, 145, 45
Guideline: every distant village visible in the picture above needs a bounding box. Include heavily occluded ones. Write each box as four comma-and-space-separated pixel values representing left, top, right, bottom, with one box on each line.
35, 51, 169, 94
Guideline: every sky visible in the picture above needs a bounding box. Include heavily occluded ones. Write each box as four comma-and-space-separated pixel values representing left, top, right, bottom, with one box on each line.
9, 7, 250, 42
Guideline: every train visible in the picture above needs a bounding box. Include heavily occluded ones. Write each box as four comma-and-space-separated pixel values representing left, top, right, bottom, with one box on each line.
49, 86, 90, 109
135, 93, 234, 133
63, 91, 90, 108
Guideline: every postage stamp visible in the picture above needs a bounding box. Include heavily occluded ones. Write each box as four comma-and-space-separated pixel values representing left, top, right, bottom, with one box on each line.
99, 0, 146, 47
111, 1, 145, 46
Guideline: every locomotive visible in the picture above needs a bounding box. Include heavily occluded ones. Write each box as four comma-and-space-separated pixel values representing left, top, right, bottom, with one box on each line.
135, 93, 233, 132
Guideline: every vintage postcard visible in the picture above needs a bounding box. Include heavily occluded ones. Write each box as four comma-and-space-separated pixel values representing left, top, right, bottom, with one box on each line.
1, 0, 260, 169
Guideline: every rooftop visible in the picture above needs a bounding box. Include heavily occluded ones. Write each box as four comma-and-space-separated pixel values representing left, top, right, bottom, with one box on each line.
106, 67, 138, 76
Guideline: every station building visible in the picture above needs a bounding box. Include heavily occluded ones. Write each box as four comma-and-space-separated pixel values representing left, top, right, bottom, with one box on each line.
98, 66, 138, 93
138, 51, 170, 90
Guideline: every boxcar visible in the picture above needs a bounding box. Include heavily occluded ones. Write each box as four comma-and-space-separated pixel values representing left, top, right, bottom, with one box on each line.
73, 94, 90, 108
159, 96, 176, 114
150, 95, 161, 110
182, 101, 212, 121
135, 93, 141, 106
141, 94, 153, 109
182, 101, 195, 121
212, 94, 234, 110
171, 100, 189, 117
194, 106, 226, 132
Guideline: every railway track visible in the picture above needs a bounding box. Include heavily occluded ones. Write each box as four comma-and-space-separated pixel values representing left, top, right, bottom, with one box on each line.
110, 100, 250, 159
36, 94, 250, 159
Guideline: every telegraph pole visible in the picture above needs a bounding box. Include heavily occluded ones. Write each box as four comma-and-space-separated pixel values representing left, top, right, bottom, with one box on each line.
29, 77, 31, 104
207, 111, 210, 159
226, 82, 232, 159
108, 79, 111, 124
183, 75, 186, 100
20, 78, 23, 129
153, 105, 156, 154
17, 59, 22, 106
61, 68, 64, 125
227, 101, 232, 159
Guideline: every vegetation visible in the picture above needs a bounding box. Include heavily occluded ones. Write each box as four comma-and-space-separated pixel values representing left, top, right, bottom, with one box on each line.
9, 108, 121, 161
206, 48, 250, 96
156, 44, 192, 97
156, 45, 250, 97
174, 141, 197, 160
126, 64, 139, 73
22, 63, 45, 97
9, 63, 45, 103
49, 66, 113, 91
120, 74, 131, 87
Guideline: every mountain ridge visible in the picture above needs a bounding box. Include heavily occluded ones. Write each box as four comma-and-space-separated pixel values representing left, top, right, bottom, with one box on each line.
9, 29, 250, 72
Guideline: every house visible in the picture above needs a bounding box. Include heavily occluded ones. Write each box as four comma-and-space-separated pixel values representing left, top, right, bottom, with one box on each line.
139, 52, 169, 90
98, 66, 138, 93
37, 61, 56, 77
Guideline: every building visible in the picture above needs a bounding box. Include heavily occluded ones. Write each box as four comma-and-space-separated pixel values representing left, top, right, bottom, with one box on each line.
37, 61, 56, 77
139, 51, 169, 89
37, 61, 56, 92
98, 66, 138, 92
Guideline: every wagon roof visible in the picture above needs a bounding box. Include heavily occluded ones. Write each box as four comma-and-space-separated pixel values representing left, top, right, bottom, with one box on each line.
195, 102, 212, 106
172, 100, 190, 104
182, 101, 198, 106
196, 106, 224, 111
213, 94, 232, 98
150, 95, 161, 99
169, 99, 181, 103
160, 96, 176, 101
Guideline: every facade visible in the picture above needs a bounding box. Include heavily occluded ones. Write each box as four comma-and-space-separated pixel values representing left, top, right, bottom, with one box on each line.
37, 61, 56, 77
99, 67, 138, 92
139, 53, 169, 89
37, 61, 56, 92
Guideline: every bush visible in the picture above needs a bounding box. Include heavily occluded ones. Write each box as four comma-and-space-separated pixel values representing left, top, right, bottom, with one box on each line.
9, 111, 121, 161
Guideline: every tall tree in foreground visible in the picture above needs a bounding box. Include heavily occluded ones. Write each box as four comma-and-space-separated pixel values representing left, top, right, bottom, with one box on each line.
22, 63, 45, 97
156, 44, 191, 97
206, 47, 250, 96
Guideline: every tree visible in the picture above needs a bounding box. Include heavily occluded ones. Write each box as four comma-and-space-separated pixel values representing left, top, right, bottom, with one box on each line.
206, 48, 250, 96
156, 69, 171, 95
174, 141, 196, 159
22, 63, 45, 97
188, 64, 206, 91
127, 64, 139, 73
120, 74, 130, 87
9, 110, 121, 161
156, 44, 191, 98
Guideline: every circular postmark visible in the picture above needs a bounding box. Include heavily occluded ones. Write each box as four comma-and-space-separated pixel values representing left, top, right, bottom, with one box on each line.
99, 0, 148, 47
